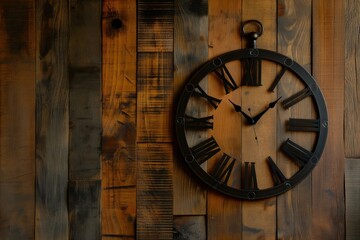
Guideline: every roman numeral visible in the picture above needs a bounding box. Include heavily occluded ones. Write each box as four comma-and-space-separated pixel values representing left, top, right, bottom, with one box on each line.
242, 162, 259, 190
268, 66, 287, 92
191, 136, 220, 165
213, 65, 238, 94
288, 118, 320, 132
211, 153, 236, 184
281, 139, 312, 167
282, 87, 312, 109
185, 115, 214, 130
242, 58, 262, 86
194, 85, 221, 109
267, 157, 287, 185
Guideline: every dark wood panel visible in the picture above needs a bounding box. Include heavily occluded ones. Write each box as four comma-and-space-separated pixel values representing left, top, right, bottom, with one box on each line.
345, 0, 360, 158
277, 0, 313, 239
173, 0, 208, 215
69, 180, 101, 240
174, 215, 206, 240
312, 0, 345, 239
0, 1, 35, 239
35, 0, 69, 239
136, 144, 173, 239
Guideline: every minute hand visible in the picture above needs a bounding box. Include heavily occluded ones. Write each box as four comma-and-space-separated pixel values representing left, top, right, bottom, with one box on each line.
252, 96, 282, 124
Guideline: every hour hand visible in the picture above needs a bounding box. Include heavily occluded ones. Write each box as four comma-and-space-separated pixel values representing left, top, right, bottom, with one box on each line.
252, 96, 282, 124
228, 99, 254, 124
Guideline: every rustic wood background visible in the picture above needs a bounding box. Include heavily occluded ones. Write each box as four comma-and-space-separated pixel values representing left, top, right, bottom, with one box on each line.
0, 0, 357, 239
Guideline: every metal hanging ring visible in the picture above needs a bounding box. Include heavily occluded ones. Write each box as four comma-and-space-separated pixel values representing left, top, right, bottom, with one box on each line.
241, 20, 263, 39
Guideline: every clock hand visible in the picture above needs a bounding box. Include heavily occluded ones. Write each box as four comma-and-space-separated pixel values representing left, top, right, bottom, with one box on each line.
228, 99, 254, 124
252, 96, 282, 124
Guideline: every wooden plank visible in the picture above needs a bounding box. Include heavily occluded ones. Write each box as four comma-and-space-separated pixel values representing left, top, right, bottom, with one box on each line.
137, 0, 174, 52
276, 1, 313, 239
35, 0, 69, 239
174, 216, 206, 240
173, 0, 208, 215
312, 0, 345, 239
136, 144, 173, 239
241, 1, 277, 240
137, 52, 173, 143
0, 2, 35, 238
69, 180, 101, 240
69, 0, 101, 180
206, 1, 244, 240
102, 0, 137, 237
345, 159, 360, 240
345, 0, 360, 158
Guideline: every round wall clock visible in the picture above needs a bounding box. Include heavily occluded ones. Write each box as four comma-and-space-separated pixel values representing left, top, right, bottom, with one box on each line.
175, 20, 328, 200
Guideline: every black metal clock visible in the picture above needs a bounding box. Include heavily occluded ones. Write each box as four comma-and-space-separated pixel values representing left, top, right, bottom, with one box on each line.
175, 20, 328, 200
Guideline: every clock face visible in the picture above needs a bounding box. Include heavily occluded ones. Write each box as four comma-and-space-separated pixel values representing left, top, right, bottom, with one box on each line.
175, 48, 328, 200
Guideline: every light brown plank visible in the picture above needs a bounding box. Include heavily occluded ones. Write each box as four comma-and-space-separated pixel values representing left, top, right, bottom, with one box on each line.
136, 143, 173, 239
312, 0, 345, 238
35, 0, 69, 239
241, 1, 277, 239
173, 0, 208, 216
0, 1, 35, 239
345, 0, 360, 158
101, 0, 137, 237
345, 158, 360, 240
276, 1, 313, 239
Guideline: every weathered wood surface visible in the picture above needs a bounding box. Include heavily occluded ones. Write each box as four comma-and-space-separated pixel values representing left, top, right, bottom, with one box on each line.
345, 0, 360, 158
35, 0, 69, 239
173, 0, 208, 216
277, 0, 313, 239
345, 159, 360, 240
312, 0, 345, 239
174, 216, 206, 240
102, 0, 137, 238
0, 1, 35, 239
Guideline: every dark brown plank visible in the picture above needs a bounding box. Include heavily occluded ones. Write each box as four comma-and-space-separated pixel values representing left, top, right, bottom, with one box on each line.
345, 0, 360, 158
35, 0, 69, 239
69, 0, 101, 180
136, 144, 173, 239
312, 0, 345, 239
101, 0, 137, 237
69, 180, 101, 240
277, 0, 313, 239
345, 159, 360, 240
173, 0, 208, 216
174, 216, 206, 240
0, 2, 35, 239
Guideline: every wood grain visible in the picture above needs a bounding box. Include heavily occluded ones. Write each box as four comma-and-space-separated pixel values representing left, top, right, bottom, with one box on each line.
345, 0, 360, 158
241, 1, 277, 239
173, 0, 208, 216
174, 215, 206, 240
277, 1, 313, 239
345, 159, 360, 240
136, 144, 173, 239
102, 0, 137, 237
35, 0, 69, 239
0, 2, 35, 238
312, 0, 345, 239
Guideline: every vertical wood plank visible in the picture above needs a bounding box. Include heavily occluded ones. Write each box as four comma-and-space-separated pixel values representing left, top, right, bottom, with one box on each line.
345, 159, 360, 240
312, 0, 345, 239
35, 0, 69, 239
102, 0, 137, 237
136, 144, 173, 239
345, 0, 360, 158
69, 180, 101, 240
241, 1, 277, 240
68, 1, 102, 238
0, 2, 35, 239
173, 0, 208, 216
277, 1, 313, 239
174, 216, 206, 240
206, 1, 244, 240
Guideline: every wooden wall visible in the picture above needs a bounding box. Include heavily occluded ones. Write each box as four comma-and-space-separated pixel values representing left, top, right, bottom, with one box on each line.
0, 0, 358, 239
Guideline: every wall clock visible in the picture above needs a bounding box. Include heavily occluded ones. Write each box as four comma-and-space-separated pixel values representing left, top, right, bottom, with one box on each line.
175, 20, 328, 200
